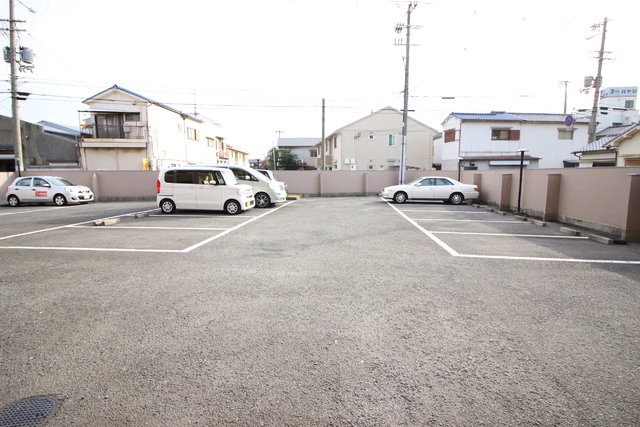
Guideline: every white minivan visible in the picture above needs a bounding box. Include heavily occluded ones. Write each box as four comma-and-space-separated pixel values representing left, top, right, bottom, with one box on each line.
156, 167, 255, 214
208, 165, 287, 208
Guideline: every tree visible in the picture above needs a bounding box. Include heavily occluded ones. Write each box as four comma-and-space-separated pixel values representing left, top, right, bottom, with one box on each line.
278, 150, 299, 170
264, 148, 299, 170
265, 147, 279, 170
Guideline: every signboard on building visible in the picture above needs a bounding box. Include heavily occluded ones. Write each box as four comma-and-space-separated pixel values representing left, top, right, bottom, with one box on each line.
601, 87, 638, 99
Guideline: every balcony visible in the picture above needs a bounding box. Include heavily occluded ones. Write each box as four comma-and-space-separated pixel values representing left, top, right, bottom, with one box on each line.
82, 124, 147, 140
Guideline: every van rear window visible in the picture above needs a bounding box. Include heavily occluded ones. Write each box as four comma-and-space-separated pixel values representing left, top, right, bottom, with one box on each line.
164, 171, 174, 182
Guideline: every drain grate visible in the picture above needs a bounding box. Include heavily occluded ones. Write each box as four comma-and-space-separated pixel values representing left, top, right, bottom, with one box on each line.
0, 397, 59, 427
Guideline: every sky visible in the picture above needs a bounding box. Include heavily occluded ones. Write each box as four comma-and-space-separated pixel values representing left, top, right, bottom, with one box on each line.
1, 0, 638, 158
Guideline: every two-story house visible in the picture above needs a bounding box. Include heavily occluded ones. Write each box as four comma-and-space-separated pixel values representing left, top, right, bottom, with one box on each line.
439, 111, 590, 171
318, 107, 437, 171
277, 137, 320, 170
79, 85, 247, 170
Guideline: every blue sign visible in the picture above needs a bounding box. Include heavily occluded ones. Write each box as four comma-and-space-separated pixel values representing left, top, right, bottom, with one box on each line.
564, 115, 574, 127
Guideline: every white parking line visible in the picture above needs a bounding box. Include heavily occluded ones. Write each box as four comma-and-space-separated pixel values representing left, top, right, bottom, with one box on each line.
400, 210, 485, 213
432, 231, 589, 239
0, 206, 72, 216
383, 198, 640, 265
414, 219, 522, 223
71, 226, 229, 231
0, 202, 295, 253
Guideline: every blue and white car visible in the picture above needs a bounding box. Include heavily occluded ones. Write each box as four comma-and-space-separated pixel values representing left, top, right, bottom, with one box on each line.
6, 176, 95, 206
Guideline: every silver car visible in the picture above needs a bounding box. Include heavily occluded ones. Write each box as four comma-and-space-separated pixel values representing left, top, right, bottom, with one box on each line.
381, 176, 479, 205
6, 176, 95, 207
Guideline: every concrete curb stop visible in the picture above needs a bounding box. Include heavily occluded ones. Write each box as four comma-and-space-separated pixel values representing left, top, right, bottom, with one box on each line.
588, 234, 614, 245
93, 218, 120, 226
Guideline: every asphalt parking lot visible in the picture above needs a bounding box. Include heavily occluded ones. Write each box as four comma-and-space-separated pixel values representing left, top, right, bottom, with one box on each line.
1, 197, 639, 426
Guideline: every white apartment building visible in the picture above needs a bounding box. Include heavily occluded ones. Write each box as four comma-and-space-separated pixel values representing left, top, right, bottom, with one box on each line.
79, 85, 248, 170
439, 111, 590, 171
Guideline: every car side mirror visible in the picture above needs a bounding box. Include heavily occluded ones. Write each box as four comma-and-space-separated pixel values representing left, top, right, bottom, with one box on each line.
42, 183, 51, 188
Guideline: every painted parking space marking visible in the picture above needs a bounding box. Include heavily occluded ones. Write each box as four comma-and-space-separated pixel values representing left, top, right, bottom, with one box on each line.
71, 226, 229, 231
432, 231, 589, 240
414, 219, 523, 223
0, 206, 73, 216
384, 199, 640, 265
0, 202, 295, 253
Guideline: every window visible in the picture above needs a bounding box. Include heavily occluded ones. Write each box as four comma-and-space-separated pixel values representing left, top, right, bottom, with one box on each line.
444, 129, 456, 143
333, 137, 337, 149
96, 113, 123, 138
187, 127, 200, 141
33, 178, 49, 187
388, 134, 396, 146
124, 112, 140, 122
309, 149, 318, 157
491, 129, 520, 140
625, 100, 635, 109
207, 138, 215, 147
16, 178, 31, 187
176, 170, 195, 184
558, 129, 574, 140
368, 134, 375, 140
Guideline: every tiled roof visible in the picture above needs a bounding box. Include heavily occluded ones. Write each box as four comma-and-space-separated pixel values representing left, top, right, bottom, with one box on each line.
574, 125, 635, 153
449, 111, 590, 124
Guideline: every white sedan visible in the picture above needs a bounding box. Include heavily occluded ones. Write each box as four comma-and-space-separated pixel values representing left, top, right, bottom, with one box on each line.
6, 176, 95, 207
381, 177, 479, 205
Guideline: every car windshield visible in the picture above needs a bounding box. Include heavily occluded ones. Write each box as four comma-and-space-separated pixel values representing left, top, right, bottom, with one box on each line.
220, 169, 238, 185
48, 177, 76, 186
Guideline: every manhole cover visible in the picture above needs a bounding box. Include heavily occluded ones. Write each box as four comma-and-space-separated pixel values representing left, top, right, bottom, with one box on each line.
0, 397, 59, 427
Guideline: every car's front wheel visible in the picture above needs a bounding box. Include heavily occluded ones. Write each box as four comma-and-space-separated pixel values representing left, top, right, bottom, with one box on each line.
225, 200, 241, 215
7, 195, 20, 207
255, 192, 271, 208
160, 199, 176, 214
53, 194, 67, 206
449, 192, 464, 205
393, 192, 408, 204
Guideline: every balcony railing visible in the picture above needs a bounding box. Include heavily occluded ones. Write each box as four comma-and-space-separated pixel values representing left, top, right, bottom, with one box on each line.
82, 124, 146, 139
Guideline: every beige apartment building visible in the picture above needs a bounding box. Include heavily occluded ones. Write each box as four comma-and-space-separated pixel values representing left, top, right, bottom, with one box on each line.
317, 107, 437, 171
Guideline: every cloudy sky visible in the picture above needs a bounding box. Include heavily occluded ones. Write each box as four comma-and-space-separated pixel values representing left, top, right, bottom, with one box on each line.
1, 0, 637, 157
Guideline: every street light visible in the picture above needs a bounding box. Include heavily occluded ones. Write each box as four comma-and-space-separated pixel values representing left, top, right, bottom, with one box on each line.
517, 148, 529, 213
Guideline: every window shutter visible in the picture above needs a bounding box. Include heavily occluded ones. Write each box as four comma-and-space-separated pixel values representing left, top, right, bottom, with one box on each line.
510, 130, 520, 140
444, 130, 456, 143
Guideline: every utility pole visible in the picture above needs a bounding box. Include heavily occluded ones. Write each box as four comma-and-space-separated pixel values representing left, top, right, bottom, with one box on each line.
560, 81, 570, 114
587, 18, 609, 144
321, 98, 325, 171
274, 130, 284, 170
395, 2, 419, 184
6, 0, 25, 172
